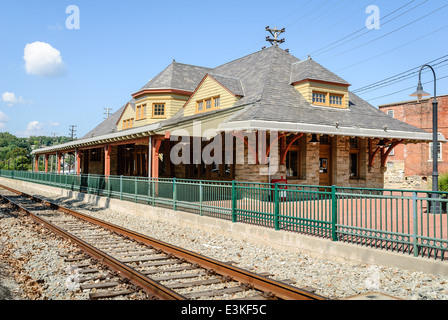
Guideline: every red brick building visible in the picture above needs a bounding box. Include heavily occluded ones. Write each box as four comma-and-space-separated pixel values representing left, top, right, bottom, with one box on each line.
379, 95, 448, 189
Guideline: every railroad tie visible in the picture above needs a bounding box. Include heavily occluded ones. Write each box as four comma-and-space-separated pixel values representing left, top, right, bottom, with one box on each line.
80, 281, 120, 290
89, 290, 134, 300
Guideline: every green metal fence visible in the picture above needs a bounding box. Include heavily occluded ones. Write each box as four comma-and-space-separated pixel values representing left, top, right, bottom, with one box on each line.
1, 170, 447, 261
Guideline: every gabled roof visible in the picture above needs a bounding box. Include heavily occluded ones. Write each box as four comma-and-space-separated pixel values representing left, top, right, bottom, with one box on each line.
290, 57, 350, 86
208, 74, 244, 97
115, 100, 136, 125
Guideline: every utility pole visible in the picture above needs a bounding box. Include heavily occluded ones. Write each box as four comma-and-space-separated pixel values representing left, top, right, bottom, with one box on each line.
104, 107, 113, 119
265, 26, 285, 46
69, 125, 77, 141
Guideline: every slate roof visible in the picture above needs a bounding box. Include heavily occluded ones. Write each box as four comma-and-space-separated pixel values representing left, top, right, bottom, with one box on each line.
290, 57, 350, 85
208, 74, 244, 96
75, 45, 431, 144
138, 62, 212, 92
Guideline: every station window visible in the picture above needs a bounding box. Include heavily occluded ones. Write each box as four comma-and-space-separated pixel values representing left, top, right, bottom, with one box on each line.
429, 142, 442, 161
196, 96, 221, 114
136, 104, 146, 120
123, 118, 134, 129
285, 135, 303, 179
205, 99, 211, 110
196, 101, 204, 112
349, 137, 360, 178
312, 92, 326, 105
312, 91, 345, 108
329, 94, 343, 106
153, 103, 165, 118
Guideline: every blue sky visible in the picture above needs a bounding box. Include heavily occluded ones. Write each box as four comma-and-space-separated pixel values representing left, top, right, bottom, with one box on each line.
1, 0, 447, 138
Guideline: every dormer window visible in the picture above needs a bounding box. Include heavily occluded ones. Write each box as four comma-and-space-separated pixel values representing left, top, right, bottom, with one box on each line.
312, 91, 345, 108
329, 94, 343, 106
312, 92, 326, 105
196, 96, 221, 113
123, 118, 134, 129
197, 101, 204, 112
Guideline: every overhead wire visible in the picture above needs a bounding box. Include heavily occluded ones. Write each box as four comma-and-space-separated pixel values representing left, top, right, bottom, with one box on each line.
319, 2, 448, 62
334, 24, 448, 73
296, 0, 371, 50
355, 60, 448, 96
352, 54, 448, 93
302, 0, 419, 59
225, 0, 356, 61
365, 74, 448, 102
220, 0, 320, 61
286, 0, 349, 33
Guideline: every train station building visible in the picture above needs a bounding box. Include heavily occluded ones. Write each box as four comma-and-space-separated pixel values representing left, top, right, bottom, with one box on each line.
31, 45, 440, 188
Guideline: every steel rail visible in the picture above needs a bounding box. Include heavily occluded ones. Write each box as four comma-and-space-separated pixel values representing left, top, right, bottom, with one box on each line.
0, 187, 185, 300
0, 184, 327, 300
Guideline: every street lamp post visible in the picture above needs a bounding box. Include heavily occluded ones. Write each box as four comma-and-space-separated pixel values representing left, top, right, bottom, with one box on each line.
410, 64, 440, 213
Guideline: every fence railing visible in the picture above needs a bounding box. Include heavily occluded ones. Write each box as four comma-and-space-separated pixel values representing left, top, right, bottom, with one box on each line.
1, 170, 447, 261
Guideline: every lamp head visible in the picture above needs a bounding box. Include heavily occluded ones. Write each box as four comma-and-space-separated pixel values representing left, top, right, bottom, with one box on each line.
410, 81, 430, 101
310, 134, 320, 144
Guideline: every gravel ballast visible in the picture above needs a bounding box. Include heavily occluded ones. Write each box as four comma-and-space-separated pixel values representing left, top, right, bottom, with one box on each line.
0, 179, 447, 300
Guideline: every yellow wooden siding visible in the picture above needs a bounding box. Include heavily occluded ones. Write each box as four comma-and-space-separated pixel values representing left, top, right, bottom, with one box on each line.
183, 76, 239, 117
117, 103, 136, 131
294, 81, 349, 109
130, 93, 189, 127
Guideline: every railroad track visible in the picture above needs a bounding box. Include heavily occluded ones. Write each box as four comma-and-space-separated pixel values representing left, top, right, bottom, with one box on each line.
0, 184, 328, 301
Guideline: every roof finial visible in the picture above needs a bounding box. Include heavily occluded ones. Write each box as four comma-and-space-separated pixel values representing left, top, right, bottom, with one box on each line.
265, 26, 285, 46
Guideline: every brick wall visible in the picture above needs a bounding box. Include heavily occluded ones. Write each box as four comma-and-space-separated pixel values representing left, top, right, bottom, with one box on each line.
379, 95, 448, 189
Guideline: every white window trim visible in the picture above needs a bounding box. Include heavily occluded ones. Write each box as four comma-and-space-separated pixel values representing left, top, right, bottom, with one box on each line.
428, 142, 442, 161
387, 110, 394, 118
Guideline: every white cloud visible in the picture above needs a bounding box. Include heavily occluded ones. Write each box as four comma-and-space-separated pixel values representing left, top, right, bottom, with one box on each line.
2, 92, 26, 107
0, 111, 10, 129
17, 121, 46, 137
23, 41, 66, 77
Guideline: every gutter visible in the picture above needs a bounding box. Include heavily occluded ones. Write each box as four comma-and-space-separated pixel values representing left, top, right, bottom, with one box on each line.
217, 120, 446, 143
32, 123, 161, 155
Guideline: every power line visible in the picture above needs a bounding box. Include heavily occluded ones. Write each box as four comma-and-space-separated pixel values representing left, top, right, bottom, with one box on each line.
295, 0, 370, 50
217, 0, 317, 61
282, 0, 336, 30
306, 0, 424, 59
356, 61, 448, 96
365, 74, 448, 102
319, 3, 448, 62
224, 0, 348, 60
287, 0, 348, 33
352, 54, 448, 93
334, 24, 448, 73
